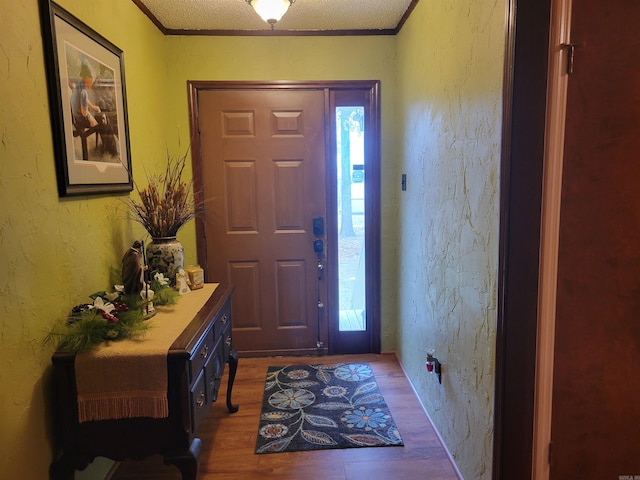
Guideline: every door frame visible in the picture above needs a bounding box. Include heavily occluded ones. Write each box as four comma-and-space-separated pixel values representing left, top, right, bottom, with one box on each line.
327, 85, 381, 355
531, 0, 571, 476
493, 0, 553, 478
187, 80, 381, 355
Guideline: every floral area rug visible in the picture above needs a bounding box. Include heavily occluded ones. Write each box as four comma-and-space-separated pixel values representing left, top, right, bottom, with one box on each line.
255, 363, 404, 454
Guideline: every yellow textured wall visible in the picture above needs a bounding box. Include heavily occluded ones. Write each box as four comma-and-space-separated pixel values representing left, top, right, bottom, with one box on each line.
395, 0, 506, 478
163, 35, 399, 350
0, 1, 169, 478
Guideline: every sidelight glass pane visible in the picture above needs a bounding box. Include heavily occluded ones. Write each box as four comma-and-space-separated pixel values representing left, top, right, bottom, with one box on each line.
336, 106, 366, 332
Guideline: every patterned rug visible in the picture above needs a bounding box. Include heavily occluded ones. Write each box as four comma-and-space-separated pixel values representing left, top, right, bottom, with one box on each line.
255, 363, 404, 454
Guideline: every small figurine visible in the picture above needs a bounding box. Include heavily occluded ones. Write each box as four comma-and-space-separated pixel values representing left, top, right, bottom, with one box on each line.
176, 268, 191, 295
140, 288, 155, 315
122, 240, 147, 296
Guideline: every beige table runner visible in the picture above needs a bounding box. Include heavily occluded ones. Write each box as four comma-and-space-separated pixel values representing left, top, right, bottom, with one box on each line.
75, 283, 218, 423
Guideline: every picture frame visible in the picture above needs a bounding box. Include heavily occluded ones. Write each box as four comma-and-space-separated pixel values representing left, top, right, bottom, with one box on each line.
39, 0, 133, 196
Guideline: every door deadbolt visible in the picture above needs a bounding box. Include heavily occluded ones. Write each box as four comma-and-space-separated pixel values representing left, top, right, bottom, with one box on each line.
313, 217, 324, 236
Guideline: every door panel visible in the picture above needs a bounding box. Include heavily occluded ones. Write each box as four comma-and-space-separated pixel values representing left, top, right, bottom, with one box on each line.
228, 262, 260, 329
551, 0, 640, 478
225, 161, 258, 231
197, 89, 327, 354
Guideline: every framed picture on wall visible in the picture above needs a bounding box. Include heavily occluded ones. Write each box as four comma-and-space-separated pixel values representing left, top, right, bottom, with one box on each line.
39, 0, 133, 196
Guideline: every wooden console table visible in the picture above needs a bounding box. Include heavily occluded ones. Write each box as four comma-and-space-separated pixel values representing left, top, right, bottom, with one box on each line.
49, 283, 238, 480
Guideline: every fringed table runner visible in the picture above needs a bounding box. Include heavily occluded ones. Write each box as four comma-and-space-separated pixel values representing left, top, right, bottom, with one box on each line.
74, 283, 218, 423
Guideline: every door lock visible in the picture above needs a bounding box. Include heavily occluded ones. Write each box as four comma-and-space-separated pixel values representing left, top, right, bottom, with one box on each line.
313, 217, 324, 236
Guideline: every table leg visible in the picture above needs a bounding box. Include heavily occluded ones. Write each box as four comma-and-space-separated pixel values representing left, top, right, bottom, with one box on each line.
226, 350, 239, 413
164, 438, 201, 480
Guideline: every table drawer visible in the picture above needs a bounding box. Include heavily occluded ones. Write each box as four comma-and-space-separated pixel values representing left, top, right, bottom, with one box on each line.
204, 336, 225, 404
188, 327, 214, 383
222, 322, 232, 361
214, 301, 231, 339
189, 370, 208, 433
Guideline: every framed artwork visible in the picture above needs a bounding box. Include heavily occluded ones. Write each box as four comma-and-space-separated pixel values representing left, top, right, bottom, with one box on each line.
39, 0, 133, 196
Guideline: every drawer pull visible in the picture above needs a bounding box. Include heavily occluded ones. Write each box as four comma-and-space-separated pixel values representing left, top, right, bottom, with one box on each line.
222, 314, 229, 324
225, 336, 232, 347
200, 344, 209, 359
196, 391, 205, 407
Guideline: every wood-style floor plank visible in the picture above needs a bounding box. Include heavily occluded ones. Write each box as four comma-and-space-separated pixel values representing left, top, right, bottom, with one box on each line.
111, 354, 459, 480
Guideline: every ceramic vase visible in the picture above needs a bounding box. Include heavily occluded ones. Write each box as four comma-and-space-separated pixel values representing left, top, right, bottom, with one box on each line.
146, 237, 184, 280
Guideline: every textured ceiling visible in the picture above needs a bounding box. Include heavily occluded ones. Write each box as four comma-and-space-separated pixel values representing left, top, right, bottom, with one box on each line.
133, 0, 418, 35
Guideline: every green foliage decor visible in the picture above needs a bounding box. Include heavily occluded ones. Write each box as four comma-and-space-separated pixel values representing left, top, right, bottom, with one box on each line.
150, 271, 179, 306
45, 275, 178, 353
45, 293, 148, 354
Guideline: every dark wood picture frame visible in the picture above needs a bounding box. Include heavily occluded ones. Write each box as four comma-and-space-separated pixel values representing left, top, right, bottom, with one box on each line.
39, 0, 133, 196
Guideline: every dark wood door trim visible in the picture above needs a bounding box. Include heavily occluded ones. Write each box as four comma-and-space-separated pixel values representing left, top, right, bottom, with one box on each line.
187, 80, 381, 355
326, 85, 382, 355
493, 0, 552, 479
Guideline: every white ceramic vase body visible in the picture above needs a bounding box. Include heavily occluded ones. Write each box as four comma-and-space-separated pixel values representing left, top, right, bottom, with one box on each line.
146, 237, 184, 280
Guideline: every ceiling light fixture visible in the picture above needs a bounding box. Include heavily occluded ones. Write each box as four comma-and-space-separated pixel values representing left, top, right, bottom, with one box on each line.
246, 0, 295, 30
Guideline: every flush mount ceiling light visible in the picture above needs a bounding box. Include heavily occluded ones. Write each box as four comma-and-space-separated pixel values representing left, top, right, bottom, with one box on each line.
246, 0, 295, 29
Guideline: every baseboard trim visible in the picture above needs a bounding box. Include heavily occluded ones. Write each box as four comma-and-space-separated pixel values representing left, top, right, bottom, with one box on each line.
392, 351, 465, 480
238, 347, 329, 357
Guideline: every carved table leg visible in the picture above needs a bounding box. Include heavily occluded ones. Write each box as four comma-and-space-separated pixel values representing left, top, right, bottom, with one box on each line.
226, 349, 239, 413
164, 438, 201, 480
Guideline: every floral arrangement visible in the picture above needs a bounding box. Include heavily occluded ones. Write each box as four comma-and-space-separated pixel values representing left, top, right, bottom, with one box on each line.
149, 271, 179, 306
124, 152, 196, 239
45, 273, 178, 353
45, 289, 147, 353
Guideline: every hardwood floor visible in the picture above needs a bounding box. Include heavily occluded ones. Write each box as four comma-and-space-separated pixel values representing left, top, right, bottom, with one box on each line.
111, 354, 460, 480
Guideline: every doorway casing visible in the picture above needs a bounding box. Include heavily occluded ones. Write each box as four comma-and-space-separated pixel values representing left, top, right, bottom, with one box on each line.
187, 80, 381, 356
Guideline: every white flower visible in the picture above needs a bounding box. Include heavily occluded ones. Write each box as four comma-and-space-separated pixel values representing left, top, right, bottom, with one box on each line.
92, 296, 115, 314
104, 291, 120, 302
154, 272, 169, 286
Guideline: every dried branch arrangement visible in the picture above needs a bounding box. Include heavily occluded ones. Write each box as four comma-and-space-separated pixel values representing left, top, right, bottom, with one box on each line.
125, 152, 196, 238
